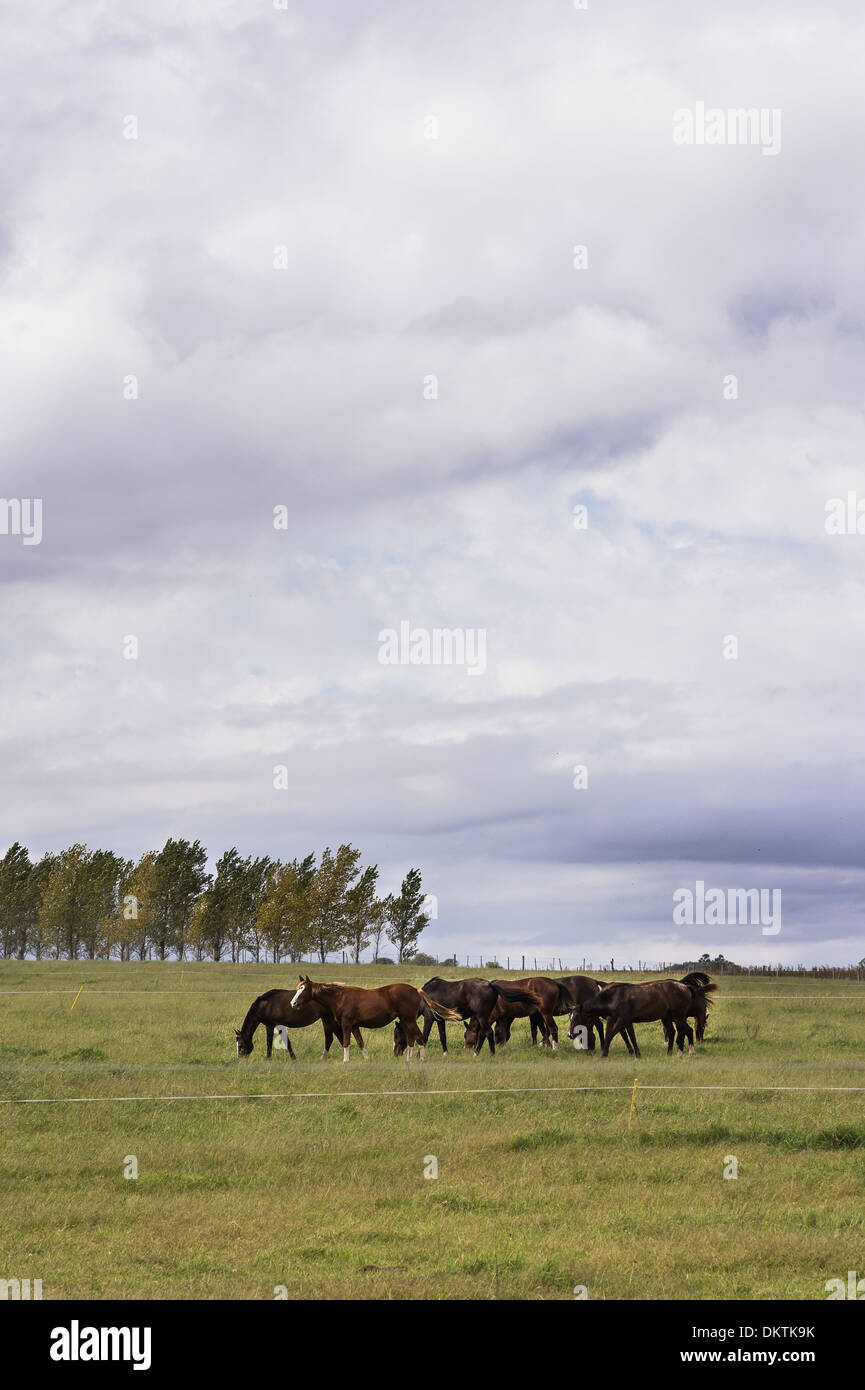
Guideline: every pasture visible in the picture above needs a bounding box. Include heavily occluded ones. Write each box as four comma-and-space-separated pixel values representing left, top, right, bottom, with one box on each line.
1, 961, 864, 1300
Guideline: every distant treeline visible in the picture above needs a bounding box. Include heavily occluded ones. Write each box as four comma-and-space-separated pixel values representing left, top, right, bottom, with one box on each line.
672, 954, 865, 980
0, 841, 430, 964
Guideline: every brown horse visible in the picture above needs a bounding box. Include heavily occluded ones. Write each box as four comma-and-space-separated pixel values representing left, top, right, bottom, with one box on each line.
491, 977, 581, 1049
573, 974, 717, 1058
463, 983, 544, 1051
392, 977, 544, 1058
234, 989, 339, 1059
526, 975, 611, 1051
290, 976, 462, 1061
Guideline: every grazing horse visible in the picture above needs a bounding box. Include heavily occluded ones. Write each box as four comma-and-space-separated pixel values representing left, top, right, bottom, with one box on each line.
679, 971, 712, 1042
290, 976, 462, 1061
392, 977, 542, 1058
526, 975, 611, 1051
490, 977, 578, 1050
234, 989, 339, 1059
572, 974, 717, 1058
463, 983, 544, 1052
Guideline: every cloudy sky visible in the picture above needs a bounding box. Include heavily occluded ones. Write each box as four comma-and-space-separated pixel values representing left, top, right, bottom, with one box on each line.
2, 0, 865, 965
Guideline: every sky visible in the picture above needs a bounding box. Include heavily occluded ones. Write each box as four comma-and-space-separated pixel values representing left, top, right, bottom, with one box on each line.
2, 0, 865, 966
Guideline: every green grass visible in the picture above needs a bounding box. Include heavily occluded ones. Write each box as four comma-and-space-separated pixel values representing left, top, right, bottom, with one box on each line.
1, 961, 864, 1300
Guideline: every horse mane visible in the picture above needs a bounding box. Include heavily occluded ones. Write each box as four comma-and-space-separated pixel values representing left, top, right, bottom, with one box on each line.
679, 972, 717, 1007
237, 996, 264, 1038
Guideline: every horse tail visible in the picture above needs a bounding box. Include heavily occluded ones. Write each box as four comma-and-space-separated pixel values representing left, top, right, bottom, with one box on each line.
680, 973, 717, 1006
489, 982, 543, 1009
418, 988, 463, 1021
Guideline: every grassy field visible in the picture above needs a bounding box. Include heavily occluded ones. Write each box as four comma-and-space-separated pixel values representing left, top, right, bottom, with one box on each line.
1, 960, 864, 1300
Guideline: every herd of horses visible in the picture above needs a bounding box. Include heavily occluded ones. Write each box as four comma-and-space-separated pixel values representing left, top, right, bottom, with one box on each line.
234, 971, 717, 1062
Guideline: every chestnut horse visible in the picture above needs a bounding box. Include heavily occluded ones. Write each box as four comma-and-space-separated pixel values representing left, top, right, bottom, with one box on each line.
572, 974, 717, 1058
290, 975, 462, 1061
234, 989, 339, 1059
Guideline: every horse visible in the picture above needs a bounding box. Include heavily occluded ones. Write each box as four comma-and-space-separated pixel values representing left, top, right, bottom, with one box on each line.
234, 989, 339, 1059
392, 977, 542, 1058
290, 975, 462, 1061
524, 975, 611, 1051
679, 971, 712, 1042
463, 983, 544, 1052
571, 974, 717, 1058
490, 976, 588, 1050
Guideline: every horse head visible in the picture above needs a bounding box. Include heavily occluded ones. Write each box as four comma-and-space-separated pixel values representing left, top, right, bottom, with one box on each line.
290, 975, 313, 1009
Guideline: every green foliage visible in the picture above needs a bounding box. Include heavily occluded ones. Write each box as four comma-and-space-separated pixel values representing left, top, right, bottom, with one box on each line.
385, 867, 429, 963
0, 840, 427, 964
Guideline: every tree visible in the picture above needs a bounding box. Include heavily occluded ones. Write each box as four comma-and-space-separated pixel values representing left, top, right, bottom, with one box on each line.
385, 868, 430, 963
118, 852, 158, 960
343, 865, 382, 964
308, 844, 361, 963
240, 856, 272, 963
80, 850, 125, 959
256, 854, 317, 963
149, 839, 210, 960
37, 845, 96, 960
0, 843, 40, 959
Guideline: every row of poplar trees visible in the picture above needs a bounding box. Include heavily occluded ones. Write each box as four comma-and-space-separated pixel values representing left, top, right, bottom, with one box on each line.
0, 840, 430, 964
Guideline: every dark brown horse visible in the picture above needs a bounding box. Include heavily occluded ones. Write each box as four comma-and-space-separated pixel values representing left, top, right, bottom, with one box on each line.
290, 976, 462, 1061
572, 974, 717, 1058
463, 983, 544, 1052
526, 975, 611, 1051
491, 977, 581, 1049
392, 977, 542, 1058
234, 989, 339, 1059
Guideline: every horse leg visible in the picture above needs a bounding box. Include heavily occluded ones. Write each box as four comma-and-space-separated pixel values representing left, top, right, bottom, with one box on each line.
341, 1022, 352, 1063
321, 1020, 334, 1061
406, 1016, 425, 1061
601, 1017, 624, 1058
285, 1032, 296, 1060
627, 1023, 640, 1057
352, 1025, 370, 1060
530, 1012, 540, 1046
435, 1016, 447, 1055
471, 1011, 490, 1058
265, 1025, 274, 1059
547, 1013, 559, 1051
